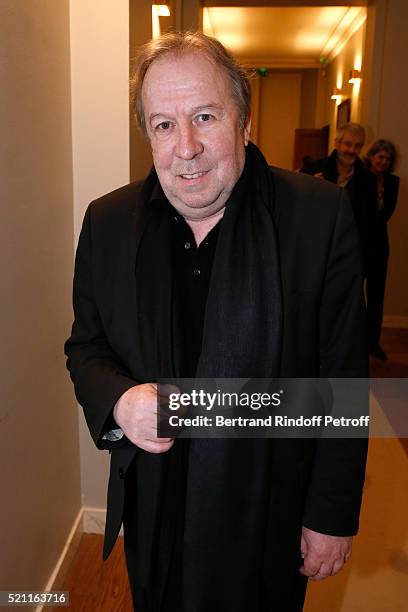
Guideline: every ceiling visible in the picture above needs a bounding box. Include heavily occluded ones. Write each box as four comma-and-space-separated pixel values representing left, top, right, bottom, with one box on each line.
202, 6, 367, 68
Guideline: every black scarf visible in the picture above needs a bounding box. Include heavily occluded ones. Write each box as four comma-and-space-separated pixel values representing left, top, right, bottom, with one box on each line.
135, 140, 282, 380
132, 142, 283, 611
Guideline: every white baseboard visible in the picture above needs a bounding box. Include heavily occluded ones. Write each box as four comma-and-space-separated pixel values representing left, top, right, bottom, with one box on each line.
35, 506, 122, 612
82, 506, 106, 534
82, 506, 123, 535
35, 508, 83, 612
383, 315, 408, 329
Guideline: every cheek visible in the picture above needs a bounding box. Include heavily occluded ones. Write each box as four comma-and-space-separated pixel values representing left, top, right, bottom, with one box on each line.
151, 141, 173, 171
214, 133, 244, 166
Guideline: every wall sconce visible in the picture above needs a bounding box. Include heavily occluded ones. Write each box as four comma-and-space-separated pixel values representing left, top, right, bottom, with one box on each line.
152, 4, 171, 39
154, 4, 170, 17
331, 87, 343, 101
348, 69, 362, 84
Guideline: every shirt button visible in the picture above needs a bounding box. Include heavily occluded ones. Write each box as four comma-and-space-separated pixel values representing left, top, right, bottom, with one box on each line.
193, 268, 201, 276
184, 241, 191, 250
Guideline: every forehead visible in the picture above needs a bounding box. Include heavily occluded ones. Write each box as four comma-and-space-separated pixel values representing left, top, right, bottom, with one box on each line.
374, 149, 390, 157
142, 52, 234, 109
340, 131, 364, 144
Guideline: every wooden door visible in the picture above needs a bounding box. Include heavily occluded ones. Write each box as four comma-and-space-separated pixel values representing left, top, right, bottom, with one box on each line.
292, 126, 329, 170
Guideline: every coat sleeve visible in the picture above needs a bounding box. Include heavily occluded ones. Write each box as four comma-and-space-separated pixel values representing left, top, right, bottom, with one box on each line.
64, 204, 138, 450
302, 190, 369, 536
382, 174, 400, 222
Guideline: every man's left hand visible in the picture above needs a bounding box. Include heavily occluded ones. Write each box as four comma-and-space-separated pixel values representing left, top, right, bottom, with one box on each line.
299, 526, 352, 580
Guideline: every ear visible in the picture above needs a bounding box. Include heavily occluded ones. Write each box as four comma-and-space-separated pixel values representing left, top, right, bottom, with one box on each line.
243, 113, 252, 146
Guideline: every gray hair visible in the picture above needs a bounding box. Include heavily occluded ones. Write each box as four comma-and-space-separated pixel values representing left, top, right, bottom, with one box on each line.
131, 31, 251, 136
336, 122, 366, 143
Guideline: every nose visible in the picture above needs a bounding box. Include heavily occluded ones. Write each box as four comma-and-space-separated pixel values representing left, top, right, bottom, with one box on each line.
175, 123, 204, 160
349, 143, 361, 155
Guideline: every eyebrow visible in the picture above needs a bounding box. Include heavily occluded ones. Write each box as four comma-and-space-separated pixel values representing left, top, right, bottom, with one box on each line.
149, 103, 224, 124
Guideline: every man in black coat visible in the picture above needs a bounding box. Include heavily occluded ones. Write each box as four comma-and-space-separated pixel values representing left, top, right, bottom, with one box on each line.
300, 122, 378, 276
65, 32, 368, 612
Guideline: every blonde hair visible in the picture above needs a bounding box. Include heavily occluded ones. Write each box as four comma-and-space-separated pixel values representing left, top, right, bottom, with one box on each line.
131, 31, 251, 135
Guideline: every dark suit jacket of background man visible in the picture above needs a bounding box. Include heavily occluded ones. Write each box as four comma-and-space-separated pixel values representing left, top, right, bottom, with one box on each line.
65, 166, 368, 606
301, 149, 378, 274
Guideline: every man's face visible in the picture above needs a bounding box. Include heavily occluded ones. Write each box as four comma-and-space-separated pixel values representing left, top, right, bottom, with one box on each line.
142, 53, 251, 220
335, 130, 364, 167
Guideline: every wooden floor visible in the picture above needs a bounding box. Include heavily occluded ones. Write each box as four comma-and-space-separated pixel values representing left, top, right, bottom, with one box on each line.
51, 534, 133, 612
54, 328, 408, 612
369, 328, 408, 378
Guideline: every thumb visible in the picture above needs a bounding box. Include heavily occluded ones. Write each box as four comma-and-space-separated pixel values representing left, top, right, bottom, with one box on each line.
300, 532, 307, 559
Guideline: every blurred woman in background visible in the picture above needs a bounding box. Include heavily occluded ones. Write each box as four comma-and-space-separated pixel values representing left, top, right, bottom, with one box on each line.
364, 139, 400, 360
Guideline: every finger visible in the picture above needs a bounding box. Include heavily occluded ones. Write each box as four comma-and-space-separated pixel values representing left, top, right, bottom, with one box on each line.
330, 558, 345, 576
136, 439, 174, 454
132, 421, 172, 441
157, 383, 180, 398
147, 435, 174, 442
308, 562, 333, 581
299, 559, 323, 577
145, 423, 173, 440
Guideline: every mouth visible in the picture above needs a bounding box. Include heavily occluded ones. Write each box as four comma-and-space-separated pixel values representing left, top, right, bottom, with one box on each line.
342, 154, 356, 162
178, 171, 208, 180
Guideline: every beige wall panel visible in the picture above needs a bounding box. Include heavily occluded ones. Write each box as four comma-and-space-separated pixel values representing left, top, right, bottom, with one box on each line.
258, 73, 301, 170
130, 0, 154, 182
0, 0, 80, 591
250, 73, 261, 145
377, 0, 408, 316
300, 70, 318, 129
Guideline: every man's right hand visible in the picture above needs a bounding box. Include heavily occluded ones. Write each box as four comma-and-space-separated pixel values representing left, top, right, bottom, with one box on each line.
113, 383, 175, 453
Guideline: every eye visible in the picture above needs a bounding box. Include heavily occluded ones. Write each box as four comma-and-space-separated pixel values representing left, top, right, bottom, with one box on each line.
197, 113, 214, 123
155, 121, 172, 131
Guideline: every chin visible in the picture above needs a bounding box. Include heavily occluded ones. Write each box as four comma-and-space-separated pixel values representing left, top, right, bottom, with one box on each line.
178, 189, 225, 208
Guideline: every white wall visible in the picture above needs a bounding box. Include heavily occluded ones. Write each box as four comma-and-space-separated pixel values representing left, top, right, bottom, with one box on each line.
70, 0, 130, 243
70, 0, 130, 507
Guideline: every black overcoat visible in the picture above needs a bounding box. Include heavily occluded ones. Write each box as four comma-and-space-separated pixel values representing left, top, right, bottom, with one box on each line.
301, 149, 378, 273
65, 166, 368, 607
374, 172, 400, 257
